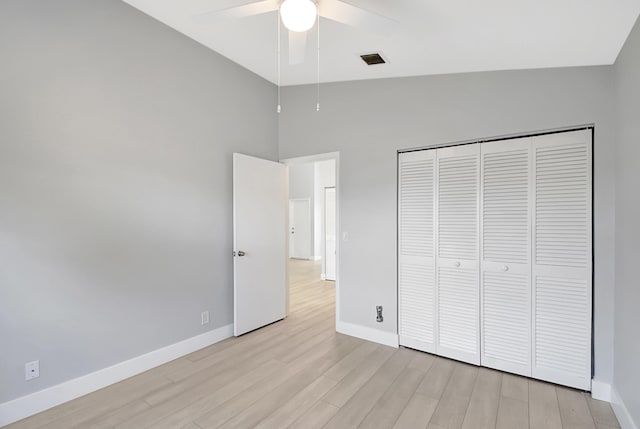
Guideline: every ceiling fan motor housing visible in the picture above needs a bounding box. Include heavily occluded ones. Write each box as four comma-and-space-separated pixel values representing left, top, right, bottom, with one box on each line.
280, 0, 318, 32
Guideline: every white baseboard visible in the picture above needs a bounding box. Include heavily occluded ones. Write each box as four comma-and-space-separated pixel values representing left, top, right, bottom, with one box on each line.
591, 379, 612, 402
611, 387, 639, 429
336, 320, 399, 348
320, 274, 326, 280
0, 324, 233, 427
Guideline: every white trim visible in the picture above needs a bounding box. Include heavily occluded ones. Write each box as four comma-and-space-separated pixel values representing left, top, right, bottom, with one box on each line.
611, 387, 639, 429
397, 124, 594, 153
337, 320, 399, 348
323, 186, 337, 282
591, 379, 612, 402
281, 151, 340, 165
0, 324, 233, 427
334, 155, 341, 330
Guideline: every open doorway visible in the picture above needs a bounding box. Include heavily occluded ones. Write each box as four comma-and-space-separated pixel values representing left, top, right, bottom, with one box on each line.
282, 153, 339, 327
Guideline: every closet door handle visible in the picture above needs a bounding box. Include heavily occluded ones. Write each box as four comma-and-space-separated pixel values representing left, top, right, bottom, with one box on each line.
502, 265, 509, 272
453, 261, 461, 267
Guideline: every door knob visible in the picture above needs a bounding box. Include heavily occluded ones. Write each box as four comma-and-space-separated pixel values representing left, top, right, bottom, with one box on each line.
502, 265, 509, 272
236, 251, 246, 257
453, 261, 461, 267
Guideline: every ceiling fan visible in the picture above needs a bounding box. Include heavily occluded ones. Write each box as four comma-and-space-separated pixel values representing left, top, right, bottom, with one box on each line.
193, 0, 397, 65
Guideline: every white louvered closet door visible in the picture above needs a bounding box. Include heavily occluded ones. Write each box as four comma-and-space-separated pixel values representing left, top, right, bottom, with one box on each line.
480, 138, 532, 377
398, 150, 436, 353
436, 144, 480, 365
532, 130, 592, 390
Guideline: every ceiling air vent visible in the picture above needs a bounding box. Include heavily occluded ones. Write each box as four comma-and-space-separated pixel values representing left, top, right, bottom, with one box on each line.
360, 53, 386, 66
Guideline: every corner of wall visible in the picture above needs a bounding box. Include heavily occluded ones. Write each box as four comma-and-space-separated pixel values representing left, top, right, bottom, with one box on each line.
611, 387, 639, 429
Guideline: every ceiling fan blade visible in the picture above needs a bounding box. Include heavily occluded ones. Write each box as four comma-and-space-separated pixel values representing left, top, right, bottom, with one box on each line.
193, 0, 278, 21
319, 0, 397, 37
288, 30, 308, 65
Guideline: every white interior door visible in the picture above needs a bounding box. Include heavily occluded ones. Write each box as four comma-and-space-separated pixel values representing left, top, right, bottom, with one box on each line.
436, 144, 480, 365
480, 138, 532, 377
398, 150, 437, 353
324, 187, 337, 281
289, 199, 311, 259
233, 153, 287, 336
531, 130, 592, 390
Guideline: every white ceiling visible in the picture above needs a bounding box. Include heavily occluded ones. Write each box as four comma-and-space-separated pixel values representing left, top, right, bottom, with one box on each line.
123, 0, 640, 86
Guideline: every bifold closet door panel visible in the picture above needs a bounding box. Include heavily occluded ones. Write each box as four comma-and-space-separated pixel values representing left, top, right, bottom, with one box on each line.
532, 130, 592, 390
398, 150, 436, 352
480, 138, 532, 377
436, 144, 480, 365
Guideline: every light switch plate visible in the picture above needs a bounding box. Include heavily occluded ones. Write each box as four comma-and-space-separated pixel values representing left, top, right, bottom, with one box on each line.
201, 310, 210, 325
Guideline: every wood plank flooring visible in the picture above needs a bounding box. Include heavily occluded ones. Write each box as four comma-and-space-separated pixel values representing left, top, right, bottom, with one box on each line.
6, 260, 619, 429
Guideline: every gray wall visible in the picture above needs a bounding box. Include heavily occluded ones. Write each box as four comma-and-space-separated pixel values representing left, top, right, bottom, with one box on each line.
279, 66, 617, 386
614, 16, 640, 425
0, 0, 277, 402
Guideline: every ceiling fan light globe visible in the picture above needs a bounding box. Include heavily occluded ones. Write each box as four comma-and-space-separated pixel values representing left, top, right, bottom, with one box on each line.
280, 0, 317, 32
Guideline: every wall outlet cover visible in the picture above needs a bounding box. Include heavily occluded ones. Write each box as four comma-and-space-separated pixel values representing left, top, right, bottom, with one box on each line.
25, 360, 39, 381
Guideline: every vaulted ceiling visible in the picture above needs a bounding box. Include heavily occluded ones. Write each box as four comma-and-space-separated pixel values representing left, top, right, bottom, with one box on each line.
123, 0, 640, 86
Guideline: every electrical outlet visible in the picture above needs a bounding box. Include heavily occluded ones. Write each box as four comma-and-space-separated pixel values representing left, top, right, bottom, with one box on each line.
25, 360, 39, 381
201, 310, 210, 325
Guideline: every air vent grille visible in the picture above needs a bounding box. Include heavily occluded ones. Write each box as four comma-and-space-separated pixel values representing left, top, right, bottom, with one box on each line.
360, 53, 386, 65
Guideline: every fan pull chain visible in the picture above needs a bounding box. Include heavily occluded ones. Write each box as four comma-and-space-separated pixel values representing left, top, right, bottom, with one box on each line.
277, 9, 282, 114
316, 2, 320, 112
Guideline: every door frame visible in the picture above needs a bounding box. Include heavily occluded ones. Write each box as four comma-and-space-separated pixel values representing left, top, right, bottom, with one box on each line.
324, 186, 337, 281
281, 152, 340, 328
289, 197, 312, 260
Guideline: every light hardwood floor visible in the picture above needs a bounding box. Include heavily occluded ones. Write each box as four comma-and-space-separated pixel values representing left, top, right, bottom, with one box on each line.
7, 260, 619, 429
